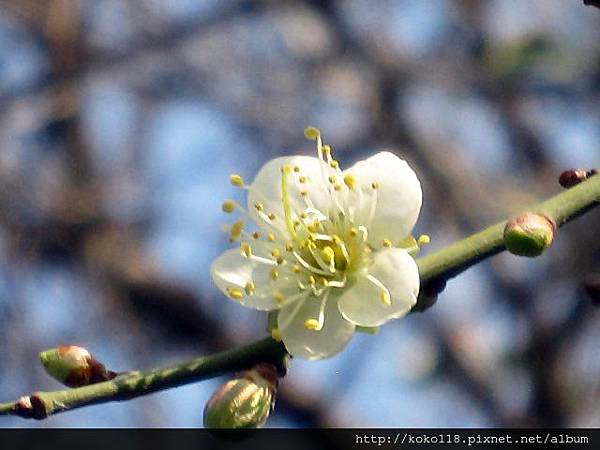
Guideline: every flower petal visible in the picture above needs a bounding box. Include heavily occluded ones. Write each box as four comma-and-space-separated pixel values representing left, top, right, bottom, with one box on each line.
210, 249, 298, 310
278, 295, 355, 360
338, 248, 419, 327
247, 156, 332, 235
343, 151, 422, 246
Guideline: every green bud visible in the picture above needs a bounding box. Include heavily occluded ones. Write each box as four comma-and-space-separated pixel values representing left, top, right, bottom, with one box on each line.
203, 364, 278, 429
503, 213, 556, 257
40, 345, 115, 387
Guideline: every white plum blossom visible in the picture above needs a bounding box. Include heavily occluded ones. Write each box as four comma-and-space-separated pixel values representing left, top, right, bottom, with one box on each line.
211, 127, 426, 359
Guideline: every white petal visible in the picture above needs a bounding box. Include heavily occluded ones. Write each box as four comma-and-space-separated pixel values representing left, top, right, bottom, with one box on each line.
247, 156, 332, 234
278, 295, 355, 360
343, 151, 422, 246
210, 249, 298, 310
338, 248, 419, 327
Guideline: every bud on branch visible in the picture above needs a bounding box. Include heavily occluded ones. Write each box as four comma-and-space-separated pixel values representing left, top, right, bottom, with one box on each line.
203, 363, 279, 429
40, 346, 116, 388
503, 213, 556, 257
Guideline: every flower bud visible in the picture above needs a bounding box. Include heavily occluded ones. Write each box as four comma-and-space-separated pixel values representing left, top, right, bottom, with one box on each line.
40, 345, 115, 387
558, 169, 597, 188
503, 213, 555, 257
203, 363, 278, 429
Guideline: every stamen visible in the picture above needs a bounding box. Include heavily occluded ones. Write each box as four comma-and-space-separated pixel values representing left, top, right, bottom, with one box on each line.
382, 239, 392, 248
321, 246, 335, 265
418, 234, 431, 246
226, 287, 245, 300
252, 231, 261, 239
344, 174, 357, 190
299, 176, 307, 183
303, 291, 330, 331
222, 200, 236, 213
254, 202, 264, 211
274, 291, 285, 305
304, 126, 321, 140
241, 242, 252, 257
367, 274, 392, 307
271, 248, 281, 259
230, 174, 245, 187
244, 281, 256, 295
281, 164, 298, 239
268, 233, 276, 242
270, 268, 279, 280
229, 220, 245, 242
304, 319, 321, 331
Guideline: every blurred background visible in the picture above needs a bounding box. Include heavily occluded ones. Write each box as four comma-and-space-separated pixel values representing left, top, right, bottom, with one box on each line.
1, 0, 599, 428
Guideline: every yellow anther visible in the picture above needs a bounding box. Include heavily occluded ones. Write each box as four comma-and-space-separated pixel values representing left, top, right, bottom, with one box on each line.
299, 176, 307, 183
321, 246, 335, 264
303, 319, 321, 331
230, 174, 245, 187
252, 231, 261, 239
271, 248, 281, 259
380, 290, 391, 306
308, 275, 316, 286
293, 166, 300, 172
332, 235, 342, 245
293, 220, 300, 229
321, 278, 329, 287
300, 190, 308, 197
322, 145, 332, 155
226, 287, 245, 300
268, 213, 276, 221
344, 174, 357, 190
293, 264, 302, 274
300, 212, 308, 219
222, 200, 236, 213
244, 281, 256, 295
276, 256, 285, 265
330, 160, 339, 169
285, 242, 294, 252
274, 292, 285, 305
371, 181, 380, 190
229, 220, 245, 242
304, 126, 321, 140
241, 242, 252, 257
328, 175, 336, 184
271, 328, 283, 342
349, 227, 358, 237
382, 239, 393, 248
254, 202, 264, 211
270, 268, 279, 280
307, 222, 319, 233
267, 233, 276, 242
334, 184, 342, 191
418, 234, 431, 246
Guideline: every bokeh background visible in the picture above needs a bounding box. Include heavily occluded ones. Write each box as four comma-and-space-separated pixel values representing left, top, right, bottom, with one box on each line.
1, 0, 599, 428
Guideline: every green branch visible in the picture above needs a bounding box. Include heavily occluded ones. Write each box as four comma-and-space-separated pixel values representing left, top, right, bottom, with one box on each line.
414, 174, 600, 308
1, 175, 598, 420
1, 337, 286, 419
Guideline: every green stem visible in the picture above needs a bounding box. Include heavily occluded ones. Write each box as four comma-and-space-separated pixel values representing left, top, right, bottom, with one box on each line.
1, 175, 598, 420
1, 337, 286, 419
415, 174, 600, 305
